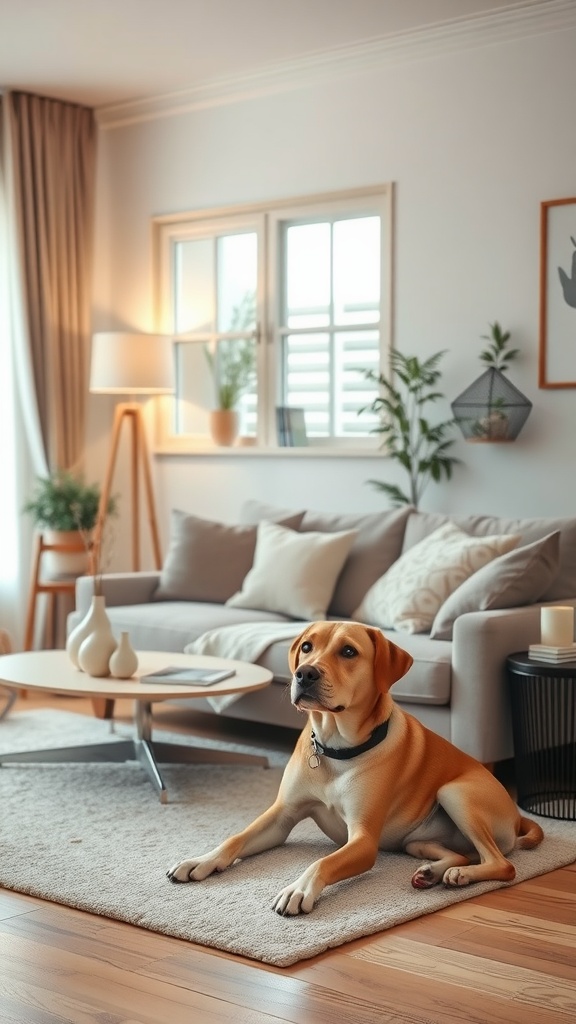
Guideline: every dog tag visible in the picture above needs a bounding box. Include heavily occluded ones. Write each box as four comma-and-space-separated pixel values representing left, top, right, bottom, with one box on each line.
308, 752, 321, 769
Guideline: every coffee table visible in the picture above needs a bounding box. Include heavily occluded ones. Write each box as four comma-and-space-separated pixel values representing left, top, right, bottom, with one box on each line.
0, 650, 273, 802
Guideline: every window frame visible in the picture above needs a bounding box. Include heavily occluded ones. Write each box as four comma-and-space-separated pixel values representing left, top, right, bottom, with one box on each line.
152, 184, 393, 455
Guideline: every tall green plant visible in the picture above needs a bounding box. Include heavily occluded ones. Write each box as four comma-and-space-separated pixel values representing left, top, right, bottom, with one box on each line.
360, 350, 460, 508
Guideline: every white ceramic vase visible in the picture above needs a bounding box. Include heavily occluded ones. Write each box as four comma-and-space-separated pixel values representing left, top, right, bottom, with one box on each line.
66, 593, 104, 669
76, 596, 117, 677
109, 631, 139, 679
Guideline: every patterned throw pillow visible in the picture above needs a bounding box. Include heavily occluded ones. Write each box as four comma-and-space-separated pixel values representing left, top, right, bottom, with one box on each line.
352, 521, 519, 634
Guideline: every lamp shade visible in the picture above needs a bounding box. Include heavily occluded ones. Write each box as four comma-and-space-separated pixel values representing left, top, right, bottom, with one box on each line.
90, 332, 175, 394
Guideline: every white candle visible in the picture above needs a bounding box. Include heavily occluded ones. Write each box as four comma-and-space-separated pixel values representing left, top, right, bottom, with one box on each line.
540, 606, 575, 647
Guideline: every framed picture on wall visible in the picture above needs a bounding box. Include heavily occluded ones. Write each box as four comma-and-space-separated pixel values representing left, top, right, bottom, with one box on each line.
539, 196, 576, 388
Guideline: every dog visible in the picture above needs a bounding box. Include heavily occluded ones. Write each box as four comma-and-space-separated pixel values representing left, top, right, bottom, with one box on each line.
167, 621, 544, 915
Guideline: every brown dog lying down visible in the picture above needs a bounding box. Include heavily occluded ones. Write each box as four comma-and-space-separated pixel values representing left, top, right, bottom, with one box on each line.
167, 621, 544, 915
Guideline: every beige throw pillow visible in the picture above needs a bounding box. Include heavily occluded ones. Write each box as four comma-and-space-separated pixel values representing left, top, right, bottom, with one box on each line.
430, 531, 561, 640
353, 521, 519, 634
226, 520, 358, 620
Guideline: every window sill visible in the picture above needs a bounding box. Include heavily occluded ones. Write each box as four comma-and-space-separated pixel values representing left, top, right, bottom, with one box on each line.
153, 441, 385, 458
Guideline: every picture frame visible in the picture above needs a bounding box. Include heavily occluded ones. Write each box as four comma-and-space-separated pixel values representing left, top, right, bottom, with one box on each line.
539, 197, 576, 388
276, 407, 308, 447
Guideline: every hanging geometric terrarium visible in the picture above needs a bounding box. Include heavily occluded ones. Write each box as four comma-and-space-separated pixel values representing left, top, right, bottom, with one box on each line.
452, 367, 532, 442
452, 321, 532, 443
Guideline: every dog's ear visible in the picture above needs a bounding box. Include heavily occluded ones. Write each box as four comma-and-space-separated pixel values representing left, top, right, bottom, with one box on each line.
367, 627, 413, 692
289, 628, 309, 673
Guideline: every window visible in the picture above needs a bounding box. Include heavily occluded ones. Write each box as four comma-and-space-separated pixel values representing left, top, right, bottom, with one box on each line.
153, 185, 392, 452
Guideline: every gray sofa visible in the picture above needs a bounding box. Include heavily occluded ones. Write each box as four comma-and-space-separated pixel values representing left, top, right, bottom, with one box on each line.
69, 500, 576, 765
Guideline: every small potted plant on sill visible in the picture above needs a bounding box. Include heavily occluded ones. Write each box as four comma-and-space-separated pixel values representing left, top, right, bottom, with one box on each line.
205, 293, 257, 447
23, 470, 117, 578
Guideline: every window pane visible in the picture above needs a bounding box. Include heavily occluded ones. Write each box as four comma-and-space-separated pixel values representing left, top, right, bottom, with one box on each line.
283, 329, 380, 438
334, 330, 380, 436
217, 233, 257, 333
174, 238, 214, 333
174, 341, 213, 434
333, 217, 380, 326
286, 223, 331, 328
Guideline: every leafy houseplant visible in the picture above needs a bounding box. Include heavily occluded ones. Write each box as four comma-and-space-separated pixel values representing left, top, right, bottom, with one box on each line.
360, 350, 460, 508
205, 337, 256, 411
205, 292, 257, 446
24, 471, 118, 580
205, 292, 257, 411
23, 471, 116, 532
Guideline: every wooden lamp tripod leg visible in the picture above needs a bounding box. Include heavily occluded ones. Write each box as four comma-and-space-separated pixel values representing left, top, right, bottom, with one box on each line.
135, 408, 163, 570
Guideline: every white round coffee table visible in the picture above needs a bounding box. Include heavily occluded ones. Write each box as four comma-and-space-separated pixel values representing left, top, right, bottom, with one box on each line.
0, 650, 272, 802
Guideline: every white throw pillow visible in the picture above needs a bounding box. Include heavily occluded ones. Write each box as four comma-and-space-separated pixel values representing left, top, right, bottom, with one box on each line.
226, 520, 358, 620
352, 521, 519, 634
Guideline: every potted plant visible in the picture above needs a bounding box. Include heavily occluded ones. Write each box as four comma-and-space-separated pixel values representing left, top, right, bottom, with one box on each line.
205, 292, 257, 446
23, 471, 117, 577
452, 321, 532, 443
359, 349, 460, 508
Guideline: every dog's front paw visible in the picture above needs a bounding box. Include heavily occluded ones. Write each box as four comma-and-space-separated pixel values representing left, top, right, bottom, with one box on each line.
272, 873, 322, 916
166, 854, 221, 883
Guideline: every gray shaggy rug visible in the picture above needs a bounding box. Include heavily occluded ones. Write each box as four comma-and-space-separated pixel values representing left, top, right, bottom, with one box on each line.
0, 710, 575, 966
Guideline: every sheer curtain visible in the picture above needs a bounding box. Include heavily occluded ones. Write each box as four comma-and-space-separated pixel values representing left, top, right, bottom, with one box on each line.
0, 105, 34, 647
0, 91, 97, 648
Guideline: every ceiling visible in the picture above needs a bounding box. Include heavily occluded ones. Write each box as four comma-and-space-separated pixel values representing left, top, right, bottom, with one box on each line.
0, 0, 535, 110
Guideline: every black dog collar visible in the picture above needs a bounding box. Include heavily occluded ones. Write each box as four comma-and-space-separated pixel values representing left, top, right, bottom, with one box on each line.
309, 719, 390, 768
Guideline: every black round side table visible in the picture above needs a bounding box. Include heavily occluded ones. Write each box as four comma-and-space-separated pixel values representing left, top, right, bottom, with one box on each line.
506, 652, 576, 820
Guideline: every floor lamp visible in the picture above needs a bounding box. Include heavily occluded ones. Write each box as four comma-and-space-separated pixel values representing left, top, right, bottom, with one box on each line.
90, 332, 174, 572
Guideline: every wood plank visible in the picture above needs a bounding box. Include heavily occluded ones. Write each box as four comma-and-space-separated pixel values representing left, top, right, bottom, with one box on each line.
349, 935, 576, 1015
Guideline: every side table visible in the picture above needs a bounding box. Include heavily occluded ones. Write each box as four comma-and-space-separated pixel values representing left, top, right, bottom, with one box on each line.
506, 652, 576, 820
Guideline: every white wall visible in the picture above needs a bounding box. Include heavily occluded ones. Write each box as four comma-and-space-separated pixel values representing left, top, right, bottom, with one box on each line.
91, 24, 576, 570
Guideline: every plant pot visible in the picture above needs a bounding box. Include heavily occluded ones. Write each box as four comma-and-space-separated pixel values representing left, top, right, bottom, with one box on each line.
42, 529, 90, 579
209, 409, 240, 447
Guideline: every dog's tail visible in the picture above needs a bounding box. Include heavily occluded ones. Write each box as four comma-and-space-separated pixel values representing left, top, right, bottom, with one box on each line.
515, 815, 545, 849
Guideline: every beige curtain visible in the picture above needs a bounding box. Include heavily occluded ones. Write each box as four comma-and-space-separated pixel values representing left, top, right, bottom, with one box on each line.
4, 90, 97, 471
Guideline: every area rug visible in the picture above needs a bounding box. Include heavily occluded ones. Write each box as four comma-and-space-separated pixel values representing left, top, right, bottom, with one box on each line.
1, 710, 575, 967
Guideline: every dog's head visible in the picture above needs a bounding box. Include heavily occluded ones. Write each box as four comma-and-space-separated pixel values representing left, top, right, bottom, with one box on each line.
288, 621, 413, 719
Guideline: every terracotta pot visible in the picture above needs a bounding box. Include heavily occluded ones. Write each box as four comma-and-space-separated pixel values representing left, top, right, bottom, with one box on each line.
42, 529, 90, 579
209, 409, 239, 447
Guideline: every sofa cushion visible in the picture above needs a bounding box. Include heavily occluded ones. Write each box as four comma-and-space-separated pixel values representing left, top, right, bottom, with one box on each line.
353, 522, 519, 633
430, 531, 561, 640
299, 506, 413, 617
227, 520, 357, 619
154, 508, 304, 603
402, 511, 576, 600
101, 601, 294, 654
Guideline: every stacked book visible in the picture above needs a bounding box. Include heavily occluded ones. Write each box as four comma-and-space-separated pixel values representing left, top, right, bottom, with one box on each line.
528, 643, 576, 664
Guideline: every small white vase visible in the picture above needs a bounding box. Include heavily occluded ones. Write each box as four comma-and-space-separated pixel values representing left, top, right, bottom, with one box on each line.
109, 632, 139, 679
67, 593, 104, 669
77, 597, 117, 677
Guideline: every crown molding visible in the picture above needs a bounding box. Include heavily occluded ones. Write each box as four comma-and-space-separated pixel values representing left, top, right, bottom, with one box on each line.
97, 0, 576, 130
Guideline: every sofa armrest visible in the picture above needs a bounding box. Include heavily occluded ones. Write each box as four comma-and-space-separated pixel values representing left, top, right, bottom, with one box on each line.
451, 599, 576, 763
75, 572, 161, 617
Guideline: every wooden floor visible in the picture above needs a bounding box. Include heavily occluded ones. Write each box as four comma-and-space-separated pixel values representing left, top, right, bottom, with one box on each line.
1, 692, 575, 1024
